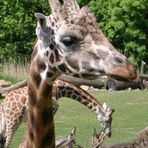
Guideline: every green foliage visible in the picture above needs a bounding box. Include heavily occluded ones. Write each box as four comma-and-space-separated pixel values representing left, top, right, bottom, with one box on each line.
0, 0, 50, 61
0, 0, 147, 65
88, 0, 148, 65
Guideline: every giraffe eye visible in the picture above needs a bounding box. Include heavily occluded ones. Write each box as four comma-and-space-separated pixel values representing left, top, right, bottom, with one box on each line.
61, 36, 76, 46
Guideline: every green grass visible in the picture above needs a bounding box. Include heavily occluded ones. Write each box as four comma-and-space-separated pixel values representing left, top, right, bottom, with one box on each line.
0, 74, 20, 84
4, 89, 148, 147
0, 60, 28, 82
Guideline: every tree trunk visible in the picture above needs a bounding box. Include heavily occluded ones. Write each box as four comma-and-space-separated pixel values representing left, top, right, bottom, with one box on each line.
139, 74, 148, 81
105, 78, 143, 90
0, 79, 27, 96
59, 75, 105, 89
0, 75, 105, 96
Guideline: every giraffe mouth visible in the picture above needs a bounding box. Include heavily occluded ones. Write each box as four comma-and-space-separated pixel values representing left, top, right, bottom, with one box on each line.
109, 75, 130, 82
80, 69, 106, 80
82, 74, 98, 80
81, 73, 103, 80
107, 131, 111, 137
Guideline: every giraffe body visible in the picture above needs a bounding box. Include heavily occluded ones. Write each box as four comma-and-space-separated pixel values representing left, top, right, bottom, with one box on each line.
0, 79, 113, 148
20, 0, 136, 147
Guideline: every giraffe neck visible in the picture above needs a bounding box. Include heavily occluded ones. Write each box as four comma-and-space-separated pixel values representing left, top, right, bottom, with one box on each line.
27, 81, 55, 148
53, 79, 112, 135
24, 39, 58, 148
53, 79, 104, 117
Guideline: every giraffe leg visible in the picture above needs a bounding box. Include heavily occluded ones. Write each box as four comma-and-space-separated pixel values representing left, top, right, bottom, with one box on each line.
4, 114, 24, 148
4, 125, 17, 148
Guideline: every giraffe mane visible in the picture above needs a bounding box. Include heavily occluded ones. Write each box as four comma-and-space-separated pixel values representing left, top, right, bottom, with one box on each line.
63, 0, 80, 12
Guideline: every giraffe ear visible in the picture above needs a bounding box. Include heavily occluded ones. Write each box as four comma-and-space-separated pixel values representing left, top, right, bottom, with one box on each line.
35, 13, 46, 28
35, 13, 47, 39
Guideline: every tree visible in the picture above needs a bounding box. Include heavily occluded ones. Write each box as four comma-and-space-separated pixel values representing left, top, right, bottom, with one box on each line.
0, 0, 50, 61
88, 0, 148, 65
0, 0, 147, 66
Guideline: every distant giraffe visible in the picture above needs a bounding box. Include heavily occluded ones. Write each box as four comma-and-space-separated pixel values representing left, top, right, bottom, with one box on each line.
0, 79, 113, 148
20, 0, 136, 147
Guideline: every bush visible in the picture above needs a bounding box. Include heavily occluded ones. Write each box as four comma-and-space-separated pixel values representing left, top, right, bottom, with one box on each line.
0, 0, 147, 65
88, 0, 148, 65
0, 0, 50, 61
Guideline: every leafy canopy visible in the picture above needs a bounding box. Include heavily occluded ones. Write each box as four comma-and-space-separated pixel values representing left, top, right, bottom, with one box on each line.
0, 0, 147, 65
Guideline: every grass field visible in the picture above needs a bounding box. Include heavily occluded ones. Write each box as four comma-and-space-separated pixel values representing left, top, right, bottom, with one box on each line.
3, 89, 146, 147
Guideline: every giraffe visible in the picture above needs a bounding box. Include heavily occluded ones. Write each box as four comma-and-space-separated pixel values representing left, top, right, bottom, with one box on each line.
92, 129, 109, 148
20, 0, 136, 147
0, 106, 6, 148
0, 78, 113, 148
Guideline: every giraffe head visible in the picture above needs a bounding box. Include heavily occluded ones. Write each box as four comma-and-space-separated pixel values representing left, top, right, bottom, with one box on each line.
35, 0, 136, 81
97, 103, 114, 137
92, 104, 114, 148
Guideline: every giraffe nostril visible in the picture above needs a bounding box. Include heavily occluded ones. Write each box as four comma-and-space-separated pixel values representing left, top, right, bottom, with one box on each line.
114, 57, 125, 65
